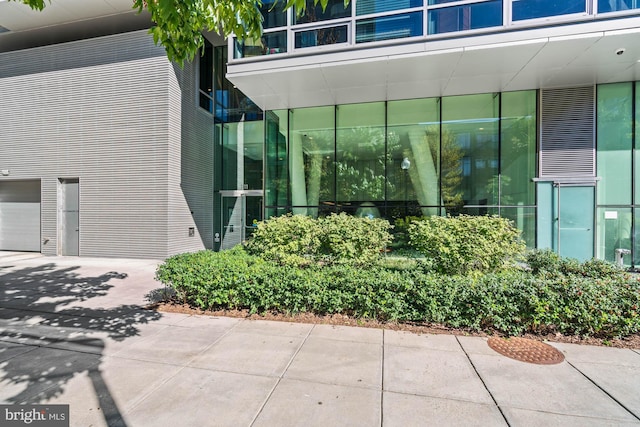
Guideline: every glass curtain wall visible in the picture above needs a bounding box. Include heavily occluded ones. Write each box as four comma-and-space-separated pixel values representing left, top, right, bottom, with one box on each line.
336, 103, 386, 214
499, 91, 537, 246
289, 106, 336, 217
265, 90, 538, 247
596, 82, 634, 265
441, 93, 499, 213
387, 98, 440, 218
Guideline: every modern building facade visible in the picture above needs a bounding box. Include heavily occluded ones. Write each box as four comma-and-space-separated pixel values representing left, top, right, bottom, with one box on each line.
1, 0, 640, 264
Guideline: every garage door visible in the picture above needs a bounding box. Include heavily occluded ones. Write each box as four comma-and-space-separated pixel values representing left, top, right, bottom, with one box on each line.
0, 180, 41, 252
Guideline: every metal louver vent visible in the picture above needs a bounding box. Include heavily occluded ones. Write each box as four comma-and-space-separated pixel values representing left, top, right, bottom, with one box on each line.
540, 87, 595, 177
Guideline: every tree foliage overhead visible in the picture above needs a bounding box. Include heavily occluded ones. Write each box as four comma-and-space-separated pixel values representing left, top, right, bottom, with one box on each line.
12, 0, 349, 64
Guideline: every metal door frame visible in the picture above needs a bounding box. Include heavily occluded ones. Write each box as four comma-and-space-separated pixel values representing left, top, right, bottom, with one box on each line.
219, 190, 263, 247
553, 181, 596, 259
58, 178, 80, 256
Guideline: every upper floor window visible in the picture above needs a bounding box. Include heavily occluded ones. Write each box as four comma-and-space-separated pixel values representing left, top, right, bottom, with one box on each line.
512, 0, 586, 21
199, 39, 214, 113
356, 0, 422, 15
294, 0, 352, 24
598, 0, 640, 13
260, 0, 287, 28
429, 0, 502, 34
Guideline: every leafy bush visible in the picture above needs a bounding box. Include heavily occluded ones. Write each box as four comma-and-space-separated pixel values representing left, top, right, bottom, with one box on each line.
526, 249, 623, 279
156, 248, 640, 338
245, 214, 321, 266
525, 249, 561, 275
155, 246, 257, 308
408, 215, 526, 275
245, 213, 392, 266
318, 212, 392, 265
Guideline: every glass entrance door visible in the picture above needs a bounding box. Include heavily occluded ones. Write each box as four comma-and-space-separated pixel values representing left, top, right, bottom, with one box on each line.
220, 191, 263, 250
554, 185, 594, 261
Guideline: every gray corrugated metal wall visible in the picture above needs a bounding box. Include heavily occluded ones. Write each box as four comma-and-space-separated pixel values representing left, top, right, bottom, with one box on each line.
166, 61, 214, 256
0, 30, 212, 259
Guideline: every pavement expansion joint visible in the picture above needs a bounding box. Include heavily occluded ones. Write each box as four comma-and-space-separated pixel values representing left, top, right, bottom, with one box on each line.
487, 337, 565, 365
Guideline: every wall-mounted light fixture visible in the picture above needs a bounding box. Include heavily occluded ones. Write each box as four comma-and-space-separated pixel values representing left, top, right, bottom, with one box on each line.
1, 170, 9, 176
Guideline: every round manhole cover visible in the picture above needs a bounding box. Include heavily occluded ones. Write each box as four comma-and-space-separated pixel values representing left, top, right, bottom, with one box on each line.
487, 337, 565, 365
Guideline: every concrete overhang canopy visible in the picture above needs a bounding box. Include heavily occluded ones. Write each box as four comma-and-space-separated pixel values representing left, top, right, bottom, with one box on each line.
0, 0, 152, 52
226, 17, 640, 110
0, 0, 137, 31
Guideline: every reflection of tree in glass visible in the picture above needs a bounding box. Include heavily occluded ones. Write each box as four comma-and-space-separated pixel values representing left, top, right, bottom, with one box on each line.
439, 129, 464, 213
500, 115, 536, 205
302, 130, 334, 209
336, 127, 399, 201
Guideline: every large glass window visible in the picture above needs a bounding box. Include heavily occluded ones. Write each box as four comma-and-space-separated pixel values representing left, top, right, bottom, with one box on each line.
597, 83, 633, 205
512, 0, 585, 21
598, 207, 632, 265
336, 103, 386, 206
598, 0, 640, 13
260, 0, 287, 28
294, 0, 351, 24
295, 25, 348, 48
265, 110, 289, 215
387, 98, 440, 217
441, 93, 499, 211
234, 32, 287, 58
428, 1, 502, 35
498, 207, 536, 248
289, 106, 336, 217
357, 0, 422, 15
635, 82, 640, 204
268, 93, 536, 247
356, 12, 423, 43
198, 40, 214, 112
222, 121, 264, 191
501, 90, 537, 206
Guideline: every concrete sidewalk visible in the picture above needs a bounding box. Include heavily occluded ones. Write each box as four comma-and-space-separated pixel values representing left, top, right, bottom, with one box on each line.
0, 254, 639, 427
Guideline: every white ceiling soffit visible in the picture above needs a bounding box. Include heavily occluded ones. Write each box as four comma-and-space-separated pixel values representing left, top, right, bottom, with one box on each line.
0, 0, 136, 32
227, 17, 640, 110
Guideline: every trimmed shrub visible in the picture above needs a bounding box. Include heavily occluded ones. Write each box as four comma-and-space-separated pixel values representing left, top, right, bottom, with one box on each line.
524, 249, 561, 275
245, 212, 392, 266
525, 249, 624, 279
245, 214, 321, 266
156, 248, 640, 338
408, 215, 526, 275
318, 212, 392, 265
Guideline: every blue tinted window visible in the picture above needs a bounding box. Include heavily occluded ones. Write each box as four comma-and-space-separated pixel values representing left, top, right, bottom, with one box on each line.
598, 0, 640, 13
356, 12, 423, 43
295, 25, 348, 48
357, 0, 422, 16
428, 1, 502, 34
295, 0, 351, 24
260, 0, 287, 29
512, 0, 585, 21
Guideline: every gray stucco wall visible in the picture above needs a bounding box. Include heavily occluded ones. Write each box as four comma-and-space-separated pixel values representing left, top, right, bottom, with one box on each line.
0, 30, 213, 259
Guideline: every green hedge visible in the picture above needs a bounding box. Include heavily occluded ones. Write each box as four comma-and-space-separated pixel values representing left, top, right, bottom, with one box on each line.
156, 248, 640, 338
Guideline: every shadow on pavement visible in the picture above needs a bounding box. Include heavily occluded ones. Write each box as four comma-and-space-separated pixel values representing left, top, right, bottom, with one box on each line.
0, 262, 162, 426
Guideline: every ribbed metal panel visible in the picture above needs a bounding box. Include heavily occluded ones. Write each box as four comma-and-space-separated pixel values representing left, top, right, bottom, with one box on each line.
539, 86, 595, 177
0, 180, 41, 251
166, 61, 215, 256
0, 31, 174, 259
